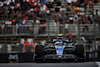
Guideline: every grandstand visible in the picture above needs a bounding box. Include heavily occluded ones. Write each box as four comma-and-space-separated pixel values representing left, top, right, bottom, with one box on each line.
0, 0, 100, 53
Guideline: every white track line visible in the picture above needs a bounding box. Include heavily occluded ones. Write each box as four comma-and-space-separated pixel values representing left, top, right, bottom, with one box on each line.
96, 62, 100, 67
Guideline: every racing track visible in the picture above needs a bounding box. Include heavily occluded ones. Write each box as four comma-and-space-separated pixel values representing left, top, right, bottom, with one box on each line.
0, 62, 99, 67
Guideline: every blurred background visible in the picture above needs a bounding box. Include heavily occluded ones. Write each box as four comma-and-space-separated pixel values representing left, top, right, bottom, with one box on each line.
0, 0, 100, 53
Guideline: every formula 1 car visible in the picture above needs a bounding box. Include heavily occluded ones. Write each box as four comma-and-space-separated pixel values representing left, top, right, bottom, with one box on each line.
35, 39, 85, 62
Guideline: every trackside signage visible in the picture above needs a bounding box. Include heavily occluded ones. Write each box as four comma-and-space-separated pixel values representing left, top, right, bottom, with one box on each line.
86, 50, 100, 61
0, 53, 34, 63
8, 54, 19, 61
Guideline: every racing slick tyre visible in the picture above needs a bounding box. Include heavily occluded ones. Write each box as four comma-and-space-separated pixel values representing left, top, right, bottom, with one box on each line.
75, 45, 85, 62
75, 45, 84, 57
35, 45, 44, 63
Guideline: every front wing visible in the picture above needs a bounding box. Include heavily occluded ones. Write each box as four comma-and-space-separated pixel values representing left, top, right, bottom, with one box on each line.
35, 54, 85, 62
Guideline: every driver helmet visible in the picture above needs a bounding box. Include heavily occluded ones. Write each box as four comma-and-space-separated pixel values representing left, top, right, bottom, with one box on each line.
57, 34, 63, 39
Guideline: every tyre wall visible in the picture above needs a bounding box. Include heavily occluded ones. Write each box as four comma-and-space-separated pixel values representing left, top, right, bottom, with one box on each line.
0, 53, 34, 63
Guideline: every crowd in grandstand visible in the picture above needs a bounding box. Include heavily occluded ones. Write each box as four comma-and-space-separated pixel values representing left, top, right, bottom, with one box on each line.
0, 0, 100, 34
0, 0, 100, 53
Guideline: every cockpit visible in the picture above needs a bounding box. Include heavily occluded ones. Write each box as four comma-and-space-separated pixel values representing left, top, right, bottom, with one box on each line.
54, 40, 67, 46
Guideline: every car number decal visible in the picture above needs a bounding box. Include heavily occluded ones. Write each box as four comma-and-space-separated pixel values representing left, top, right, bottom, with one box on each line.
55, 46, 65, 57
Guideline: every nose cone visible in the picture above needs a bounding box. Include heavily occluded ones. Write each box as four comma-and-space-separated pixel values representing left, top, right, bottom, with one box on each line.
55, 46, 65, 57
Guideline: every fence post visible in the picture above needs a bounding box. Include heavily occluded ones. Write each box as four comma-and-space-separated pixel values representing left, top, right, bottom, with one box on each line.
62, 13, 66, 38
4, 15, 7, 53
33, 19, 36, 43
78, 15, 81, 44
93, 13, 96, 51
47, 14, 50, 42
18, 19, 21, 52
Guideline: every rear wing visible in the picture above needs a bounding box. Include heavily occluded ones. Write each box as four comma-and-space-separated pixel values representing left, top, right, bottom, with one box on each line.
52, 39, 73, 43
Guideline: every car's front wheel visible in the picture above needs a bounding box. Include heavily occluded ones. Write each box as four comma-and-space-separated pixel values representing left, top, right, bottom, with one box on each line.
35, 45, 44, 62
75, 45, 84, 57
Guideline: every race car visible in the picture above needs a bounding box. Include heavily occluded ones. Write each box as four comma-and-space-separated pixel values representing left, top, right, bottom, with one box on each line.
35, 34, 85, 62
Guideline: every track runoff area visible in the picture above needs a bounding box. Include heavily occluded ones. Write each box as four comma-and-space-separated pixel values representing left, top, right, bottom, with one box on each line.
0, 62, 100, 67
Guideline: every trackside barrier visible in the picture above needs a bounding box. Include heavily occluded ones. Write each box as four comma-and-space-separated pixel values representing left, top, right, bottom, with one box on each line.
86, 50, 100, 61
0, 53, 34, 63
23, 43, 35, 52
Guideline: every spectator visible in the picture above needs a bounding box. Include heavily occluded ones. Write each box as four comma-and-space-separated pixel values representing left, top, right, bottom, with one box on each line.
70, 6, 75, 14
72, 37, 76, 43
56, 0, 61, 6
25, 26, 30, 35
46, 8, 50, 15
40, 0, 46, 4
81, 15, 89, 24
40, 39, 46, 46
98, 16, 100, 33
28, 0, 34, 3
16, 22, 22, 34
0, 1, 4, 7
29, 26, 34, 34
5, 21, 12, 25
27, 38, 33, 43
21, 16, 28, 33
88, 15, 93, 24
38, 22, 47, 34
72, 0, 77, 6
40, 3, 47, 13
96, 10, 100, 16
65, 20, 69, 33
55, 6, 60, 13
74, 13, 78, 24
66, 6, 71, 13
46, 0, 54, 3
1, 23, 4, 34
28, 8, 34, 14
0, 7, 4, 13
46, 1, 53, 9
86, 37, 92, 51
60, 6, 66, 13
66, 0, 73, 6
34, 7, 40, 13
0, 7, 4, 19
0, 0, 99, 37
80, 35, 86, 47
95, 10, 100, 24
69, 15, 74, 24
22, 16, 27, 28
54, 20, 59, 26
79, 4, 85, 12
68, 33, 73, 39
35, 17, 40, 25
21, 38, 25, 44
88, 0, 93, 13
83, 0, 88, 12
38, 18, 46, 34
83, 26, 89, 32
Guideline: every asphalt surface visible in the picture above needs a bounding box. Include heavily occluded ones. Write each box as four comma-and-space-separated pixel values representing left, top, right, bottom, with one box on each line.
0, 62, 99, 67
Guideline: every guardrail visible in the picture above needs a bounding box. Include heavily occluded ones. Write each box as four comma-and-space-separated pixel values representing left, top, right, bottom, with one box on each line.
86, 50, 100, 61
0, 24, 99, 37
0, 50, 100, 63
